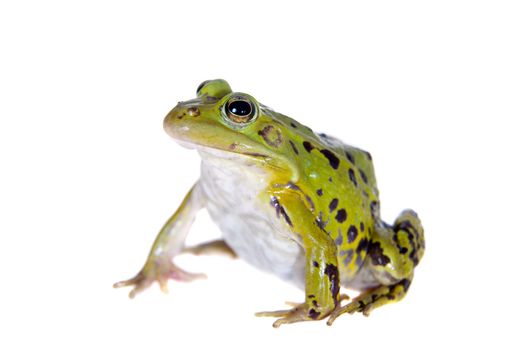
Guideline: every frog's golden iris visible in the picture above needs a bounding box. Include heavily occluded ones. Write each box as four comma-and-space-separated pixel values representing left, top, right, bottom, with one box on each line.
115, 79, 425, 327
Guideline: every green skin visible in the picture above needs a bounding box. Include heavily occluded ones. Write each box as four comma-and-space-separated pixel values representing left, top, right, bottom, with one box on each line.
114, 80, 425, 327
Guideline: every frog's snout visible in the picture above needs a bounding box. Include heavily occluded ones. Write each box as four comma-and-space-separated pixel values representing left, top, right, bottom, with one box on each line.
163, 103, 181, 132
163, 101, 205, 142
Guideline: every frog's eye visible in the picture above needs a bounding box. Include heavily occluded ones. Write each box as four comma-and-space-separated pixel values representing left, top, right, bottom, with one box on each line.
197, 79, 232, 99
223, 95, 257, 124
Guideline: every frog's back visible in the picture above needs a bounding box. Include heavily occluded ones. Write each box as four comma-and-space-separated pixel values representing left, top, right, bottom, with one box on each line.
322, 142, 380, 286
281, 119, 381, 287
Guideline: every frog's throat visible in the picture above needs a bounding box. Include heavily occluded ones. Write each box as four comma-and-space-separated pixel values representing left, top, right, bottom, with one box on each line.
174, 139, 299, 182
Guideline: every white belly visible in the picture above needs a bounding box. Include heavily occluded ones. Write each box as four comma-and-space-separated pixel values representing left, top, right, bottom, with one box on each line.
197, 150, 305, 287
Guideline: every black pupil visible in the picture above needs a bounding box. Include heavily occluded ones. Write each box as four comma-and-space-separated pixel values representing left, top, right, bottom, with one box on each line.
228, 100, 252, 117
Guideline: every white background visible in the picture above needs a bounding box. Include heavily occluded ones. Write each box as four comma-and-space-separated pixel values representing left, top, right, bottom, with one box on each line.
1, 1, 524, 349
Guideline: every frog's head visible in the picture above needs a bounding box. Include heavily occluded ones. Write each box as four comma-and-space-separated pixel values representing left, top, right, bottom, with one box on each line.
164, 79, 302, 180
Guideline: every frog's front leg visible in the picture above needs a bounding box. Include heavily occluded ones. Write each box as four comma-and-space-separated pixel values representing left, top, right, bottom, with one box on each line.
114, 183, 206, 298
255, 188, 341, 327
327, 210, 425, 325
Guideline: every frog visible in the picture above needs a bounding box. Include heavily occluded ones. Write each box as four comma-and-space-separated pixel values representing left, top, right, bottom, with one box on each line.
114, 79, 425, 327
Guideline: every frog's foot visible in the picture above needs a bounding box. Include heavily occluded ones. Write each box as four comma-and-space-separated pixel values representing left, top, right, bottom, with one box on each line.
256, 303, 318, 328
326, 279, 411, 326
256, 294, 350, 327
113, 259, 206, 299
183, 239, 237, 258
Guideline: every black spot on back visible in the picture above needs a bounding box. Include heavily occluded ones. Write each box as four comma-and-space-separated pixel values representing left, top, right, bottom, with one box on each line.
359, 168, 368, 184
303, 141, 314, 153
348, 168, 357, 186
316, 188, 323, 196
290, 122, 297, 128
345, 151, 355, 164
335, 209, 347, 223
320, 149, 340, 169
329, 198, 339, 213
347, 225, 358, 243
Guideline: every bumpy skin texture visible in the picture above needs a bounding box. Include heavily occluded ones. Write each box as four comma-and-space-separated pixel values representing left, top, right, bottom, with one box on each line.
114, 80, 425, 327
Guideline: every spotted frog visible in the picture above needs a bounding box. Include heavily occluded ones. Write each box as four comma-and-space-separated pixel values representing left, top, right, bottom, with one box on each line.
114, 80, 425, 327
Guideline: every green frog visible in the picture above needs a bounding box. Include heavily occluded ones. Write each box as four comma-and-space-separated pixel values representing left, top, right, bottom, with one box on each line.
114, 79, 425, 327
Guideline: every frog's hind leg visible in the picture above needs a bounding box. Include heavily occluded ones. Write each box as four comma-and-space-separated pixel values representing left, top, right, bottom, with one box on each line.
327, 274, 413, 325
327, 210, 424, 325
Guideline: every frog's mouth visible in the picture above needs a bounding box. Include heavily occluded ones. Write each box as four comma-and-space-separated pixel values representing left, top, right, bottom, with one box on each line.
174, 138, 271, 162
